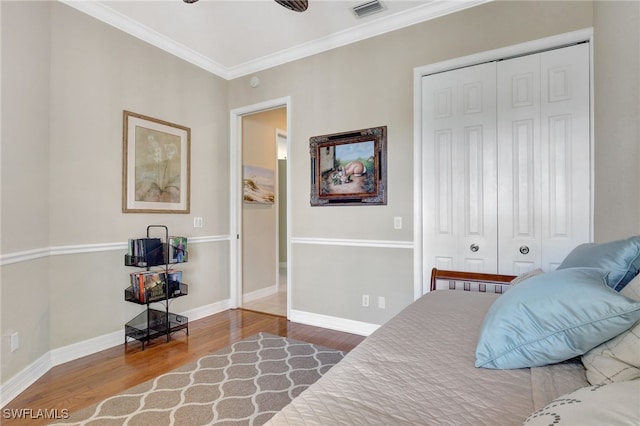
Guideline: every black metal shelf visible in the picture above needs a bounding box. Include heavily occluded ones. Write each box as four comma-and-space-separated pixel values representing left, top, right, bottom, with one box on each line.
125, 309, 188, 346
124, 225, 189, 351
124, 283, 189, 305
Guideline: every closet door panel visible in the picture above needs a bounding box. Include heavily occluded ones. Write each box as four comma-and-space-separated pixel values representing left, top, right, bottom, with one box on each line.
462, 123, 494, 273
457, 62, 497, 275
497, 43, 591, 274
423, 73, 457, 279
497, 54, 542, 275
540, 43, 591, 270
435, 129, 454, 236
422, 62, 497, 280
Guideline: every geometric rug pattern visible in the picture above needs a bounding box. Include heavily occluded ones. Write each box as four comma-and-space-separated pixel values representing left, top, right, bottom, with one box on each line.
50, 332, 345, 426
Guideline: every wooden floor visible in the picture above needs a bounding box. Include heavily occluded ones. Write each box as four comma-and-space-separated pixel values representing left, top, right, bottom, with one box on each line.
2, 309, 365, 425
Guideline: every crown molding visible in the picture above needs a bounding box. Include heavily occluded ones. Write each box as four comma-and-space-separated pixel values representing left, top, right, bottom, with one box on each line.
229, 0, 491, 78
59, 0, 491, 80
59, 0, 231, 78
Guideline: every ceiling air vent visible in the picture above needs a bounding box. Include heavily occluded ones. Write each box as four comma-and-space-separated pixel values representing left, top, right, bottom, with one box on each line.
352, 0, 386, 19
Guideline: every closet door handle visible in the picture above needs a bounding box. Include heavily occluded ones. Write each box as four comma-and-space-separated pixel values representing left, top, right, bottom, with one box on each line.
470, 244, 479, 253
519, 245, 530, 255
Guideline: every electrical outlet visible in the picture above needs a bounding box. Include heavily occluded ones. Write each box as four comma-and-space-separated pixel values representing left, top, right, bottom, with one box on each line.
378, 296, 386, 309
362, 294, 370, 307
193, 217, 203, 228
10, 332, 19, 352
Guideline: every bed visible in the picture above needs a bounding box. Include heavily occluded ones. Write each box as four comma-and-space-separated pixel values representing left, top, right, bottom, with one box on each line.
267, 237, 640, 425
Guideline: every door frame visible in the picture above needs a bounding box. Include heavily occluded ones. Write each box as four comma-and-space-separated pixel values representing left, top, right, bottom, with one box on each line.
229, 97, 292, 316
412, 28, 594, 298
275, 128, 288, 292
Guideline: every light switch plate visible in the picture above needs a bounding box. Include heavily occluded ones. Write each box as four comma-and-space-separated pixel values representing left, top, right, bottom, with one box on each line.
394, 217, 402, 229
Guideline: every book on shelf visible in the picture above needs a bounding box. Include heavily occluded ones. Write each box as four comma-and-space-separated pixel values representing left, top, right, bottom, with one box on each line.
169, 236, 188, 263
129, 271, 167, 302
127, 237, 164, 266
129, 271, 139, 299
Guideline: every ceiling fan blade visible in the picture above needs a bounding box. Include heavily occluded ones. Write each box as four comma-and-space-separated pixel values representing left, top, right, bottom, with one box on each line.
275, 0, 309, 12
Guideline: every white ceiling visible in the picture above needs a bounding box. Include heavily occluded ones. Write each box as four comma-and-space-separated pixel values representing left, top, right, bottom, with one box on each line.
61, 0, 489, 79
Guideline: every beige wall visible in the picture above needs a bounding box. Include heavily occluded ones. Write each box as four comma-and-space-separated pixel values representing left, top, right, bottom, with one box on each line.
1, 1, 231, 382
2, 0, 639, 393
241, 108, 286, 295
1, 0, 52, 381
228, 0, 600, 324
1, 0, 51, 252
593, 1, 640, 239
47, 4, 230, 245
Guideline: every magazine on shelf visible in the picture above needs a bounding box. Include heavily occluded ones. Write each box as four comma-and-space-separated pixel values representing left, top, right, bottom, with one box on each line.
166, 269, 183, 295
169, 236, 188, 263
144, 271, 166, 301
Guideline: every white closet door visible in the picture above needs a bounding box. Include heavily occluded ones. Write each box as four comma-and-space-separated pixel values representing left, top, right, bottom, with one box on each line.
422, 62, 498, 278
496, 53, 542, 275
497, 43, 591, 274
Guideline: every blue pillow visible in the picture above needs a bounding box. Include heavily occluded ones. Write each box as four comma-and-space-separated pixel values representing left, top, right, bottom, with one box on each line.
558, 236, 640, 291
475, 267, 640, 369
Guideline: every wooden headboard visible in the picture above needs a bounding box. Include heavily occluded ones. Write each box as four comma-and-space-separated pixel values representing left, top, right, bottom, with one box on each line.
429, 268, 517, 293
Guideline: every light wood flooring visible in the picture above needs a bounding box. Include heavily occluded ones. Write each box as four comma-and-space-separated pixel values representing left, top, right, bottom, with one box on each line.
241, 283, 287, 317
241, 267, 287, 317
2, 309, 365, 425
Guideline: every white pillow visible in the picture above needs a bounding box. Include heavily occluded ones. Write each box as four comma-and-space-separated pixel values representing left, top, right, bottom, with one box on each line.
581, 320, 640, 385
510, 268, 544, 285
621, 272, 640, 301
523, 380, 640, 425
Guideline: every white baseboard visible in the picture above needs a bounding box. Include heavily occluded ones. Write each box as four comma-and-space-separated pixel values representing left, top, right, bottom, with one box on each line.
242, 285, 277, 303
0, 299, 231, 407
289, 309, 379, 336
0, 353, 50, 409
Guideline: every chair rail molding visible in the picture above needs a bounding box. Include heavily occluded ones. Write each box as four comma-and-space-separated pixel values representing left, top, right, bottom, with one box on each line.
290, 237, 413, 249
0, 235, 231, 266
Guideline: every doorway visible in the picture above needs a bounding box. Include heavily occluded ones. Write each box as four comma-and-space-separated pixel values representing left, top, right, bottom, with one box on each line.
229, 97, 291, 318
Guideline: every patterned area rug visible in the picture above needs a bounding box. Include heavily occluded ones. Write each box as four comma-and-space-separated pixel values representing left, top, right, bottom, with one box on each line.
51, 332, 345, 425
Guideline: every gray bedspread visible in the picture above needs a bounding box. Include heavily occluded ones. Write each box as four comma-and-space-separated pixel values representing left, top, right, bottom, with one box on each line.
267, 290, 588, 425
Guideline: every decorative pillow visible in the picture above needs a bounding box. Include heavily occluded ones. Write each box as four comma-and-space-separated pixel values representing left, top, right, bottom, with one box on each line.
581, 320, 640, 385
475, 267, 640, 369
522, 380, 640, 425
621, 272, 640, 301
557, 236, 640, 291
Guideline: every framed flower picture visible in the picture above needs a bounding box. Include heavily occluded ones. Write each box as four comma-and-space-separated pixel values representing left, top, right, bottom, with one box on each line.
122, 111, 190, 213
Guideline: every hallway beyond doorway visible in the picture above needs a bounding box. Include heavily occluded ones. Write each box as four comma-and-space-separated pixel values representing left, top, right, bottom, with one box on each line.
241, 267, 287, 317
